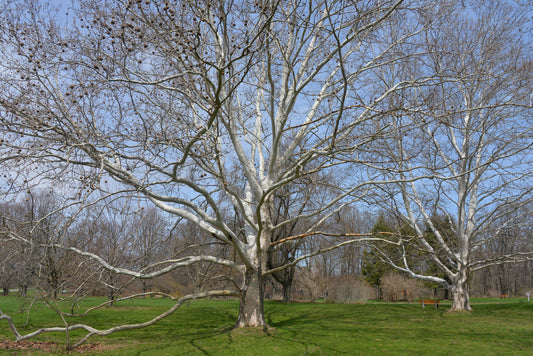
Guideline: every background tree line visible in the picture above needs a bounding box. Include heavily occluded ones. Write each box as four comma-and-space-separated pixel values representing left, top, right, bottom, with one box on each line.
2, 192, 532, 304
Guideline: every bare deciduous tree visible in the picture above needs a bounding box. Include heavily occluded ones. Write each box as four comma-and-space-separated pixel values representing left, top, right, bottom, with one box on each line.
0, 0, 428, 344
366, 0, 533, 311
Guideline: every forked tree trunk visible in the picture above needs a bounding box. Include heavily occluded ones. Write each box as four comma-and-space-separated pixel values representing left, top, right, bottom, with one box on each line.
281, 280, 292, 303
449, 273, 472, 312
19, 285, 28, 298
235, 268, 266, 328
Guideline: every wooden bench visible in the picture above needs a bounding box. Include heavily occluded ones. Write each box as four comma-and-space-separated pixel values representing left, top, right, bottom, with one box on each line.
500, 294, 508, 299
419, 299, 440, 309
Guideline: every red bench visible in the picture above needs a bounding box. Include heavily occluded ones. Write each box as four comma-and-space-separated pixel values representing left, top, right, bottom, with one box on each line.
419, 299, 440, 309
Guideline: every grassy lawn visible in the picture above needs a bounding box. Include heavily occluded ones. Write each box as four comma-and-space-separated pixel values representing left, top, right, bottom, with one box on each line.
0, 295, 532, 355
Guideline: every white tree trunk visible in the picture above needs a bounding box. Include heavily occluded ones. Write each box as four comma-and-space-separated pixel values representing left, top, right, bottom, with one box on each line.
235, 267, 266, 328
449, 272, 472, 312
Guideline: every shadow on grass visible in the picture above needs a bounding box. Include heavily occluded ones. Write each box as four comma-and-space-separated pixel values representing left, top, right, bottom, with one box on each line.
182, 306, 236, 355
263, 303, 368, 354
3, 298, 533, 355
261, 302, 469, 355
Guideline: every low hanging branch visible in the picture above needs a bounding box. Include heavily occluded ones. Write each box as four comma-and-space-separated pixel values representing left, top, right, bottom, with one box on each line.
2, 229, 243, 279
270, 230, 414, 247
0, 290, 239, 350
470, 253, 533, 271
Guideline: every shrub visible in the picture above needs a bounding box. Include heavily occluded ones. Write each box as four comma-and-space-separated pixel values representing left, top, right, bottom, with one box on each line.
487, 289, 500, 298
327, 276, 375, 304
380, 272, 424, 302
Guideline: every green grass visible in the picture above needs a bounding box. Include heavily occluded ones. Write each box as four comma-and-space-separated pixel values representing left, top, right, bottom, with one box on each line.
1, 296, 532, 355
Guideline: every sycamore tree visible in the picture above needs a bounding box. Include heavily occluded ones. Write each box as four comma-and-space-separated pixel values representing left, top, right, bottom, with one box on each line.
366, 0, 533, 311
0, 0, 437, 345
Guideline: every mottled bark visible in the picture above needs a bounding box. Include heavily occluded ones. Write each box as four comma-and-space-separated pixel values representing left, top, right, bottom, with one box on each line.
235, 268, 266, 328
449, 273, 472, 312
